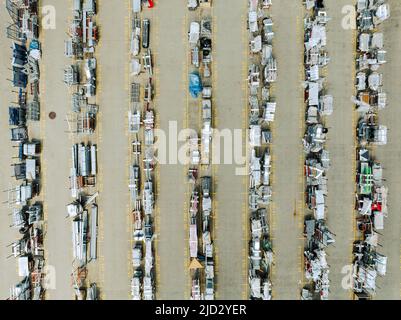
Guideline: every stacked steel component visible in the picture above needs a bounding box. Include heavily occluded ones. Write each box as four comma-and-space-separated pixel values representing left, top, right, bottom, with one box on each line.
188, 13, 213, 165
353, 0, 390, 299
129, 0, 156, 300
301, 0, 335, 300
188, 177, 215, 300
65, 0, 99, 300
247, 0, 274, 300
65, 0, 99, 135
186, 1, 216, 301
5, 0, 45, 300
187, 0, 213, 10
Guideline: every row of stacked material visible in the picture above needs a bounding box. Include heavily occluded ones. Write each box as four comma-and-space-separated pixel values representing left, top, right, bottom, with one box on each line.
188, 177, 215, 300
6, 0, 45, 300
301, 0, 335, 301
129, 0, 156, 300
187, 2, 215, 301
64, 0, 99, 300
188, 18, 213, 165
352, 0, 389, 299
247, 0, 274, 300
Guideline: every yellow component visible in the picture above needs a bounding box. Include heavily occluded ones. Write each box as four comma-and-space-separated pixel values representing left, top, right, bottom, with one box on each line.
189, 258, 204, 270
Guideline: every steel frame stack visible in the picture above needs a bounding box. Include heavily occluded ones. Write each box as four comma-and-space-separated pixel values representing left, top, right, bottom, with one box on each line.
352, 0, 390, 300
5, 0, 45, 301
129, 0, 156, 301
246, 0, 275, 300
65, 0, 99, 300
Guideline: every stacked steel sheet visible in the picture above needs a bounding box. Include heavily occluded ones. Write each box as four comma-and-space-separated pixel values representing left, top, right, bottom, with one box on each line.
5, 0, 45, 300
247, 0, 274, 300
301, 0, 335, 301
186, 2, 216, 301
353, 0, 390, 299
129, 1, 156, 301
65, 0, 99, 300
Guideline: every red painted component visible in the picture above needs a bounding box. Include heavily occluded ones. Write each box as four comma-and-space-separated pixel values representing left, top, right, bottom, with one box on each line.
148, 0, 154, 8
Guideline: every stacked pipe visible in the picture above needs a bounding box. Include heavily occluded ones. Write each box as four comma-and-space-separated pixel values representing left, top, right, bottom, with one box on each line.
352, 0, 390, 299
247, 0, 274, 300
130, 0, 156, 300
186, 0, 216, 301
5, 0, 45, 300
65, 0, 99, 300
301, 0, 335, 300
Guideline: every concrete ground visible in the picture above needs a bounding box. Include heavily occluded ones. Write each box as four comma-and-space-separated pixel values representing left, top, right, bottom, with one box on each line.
269, 1, 305, 300
39, 0, 75, 300
324, 0, 355, 300
0, 0, 21, 299
156, 0, 187, 300
375, 0, 401, 300
213, 0, 248, 300
96, 0, 130, 299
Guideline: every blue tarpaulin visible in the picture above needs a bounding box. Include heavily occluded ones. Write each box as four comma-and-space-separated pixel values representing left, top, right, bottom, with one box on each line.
30, 40, 40, 50
189, 72, 203, 98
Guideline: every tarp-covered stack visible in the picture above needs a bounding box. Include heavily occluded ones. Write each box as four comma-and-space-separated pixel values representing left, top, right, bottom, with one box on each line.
302, 0, 335, 301
353, 0, 389, 299
186, 2, 216, 301
247, 0, 274, 300
187, 14, 213, 165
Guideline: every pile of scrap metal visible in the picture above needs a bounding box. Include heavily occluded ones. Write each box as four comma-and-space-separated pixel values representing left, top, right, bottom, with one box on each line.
302, 0, 335, 301
5, 0, 45, 301
352, 0, 389, 300
65, 0, 99, 135
130, 1, 156, 300
189, 177, 215, 300
247, 0, 274, 300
